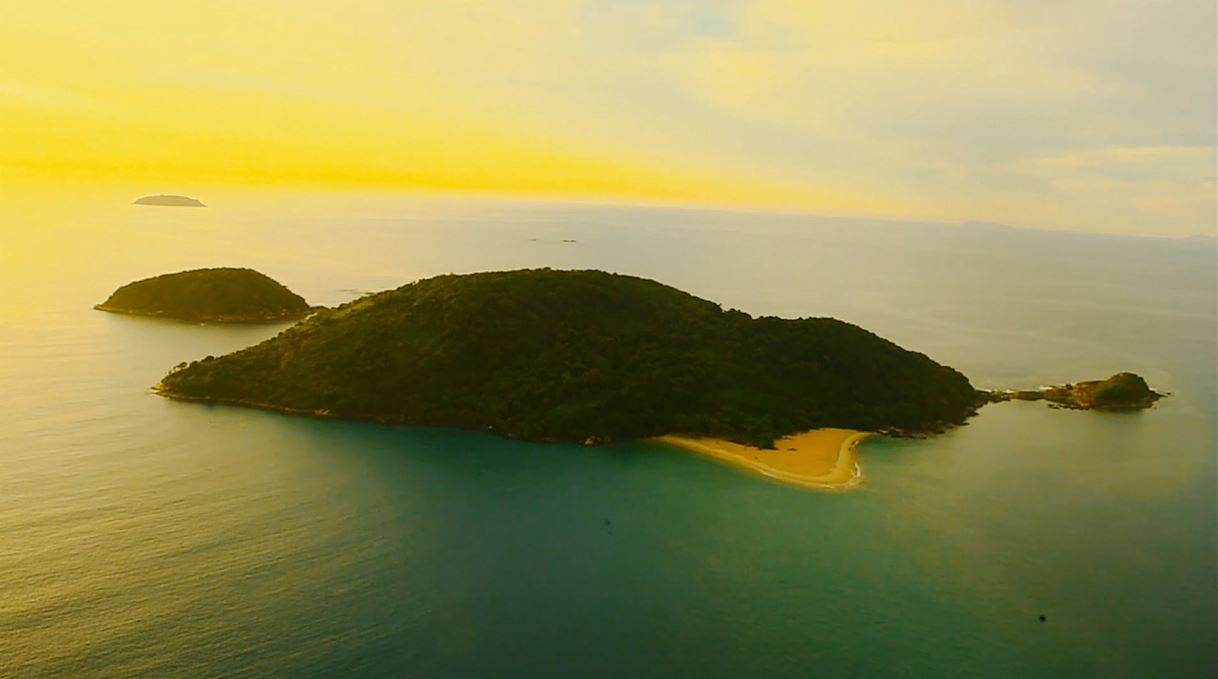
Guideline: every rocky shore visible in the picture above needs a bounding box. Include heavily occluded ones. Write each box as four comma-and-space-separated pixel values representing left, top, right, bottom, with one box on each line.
981, 372, 1164, 411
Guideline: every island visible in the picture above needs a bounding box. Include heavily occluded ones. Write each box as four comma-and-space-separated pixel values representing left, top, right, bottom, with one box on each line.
983, 372, 1164, 410
133, 194, 206, 207
96, 267, 314, 322
156, 269, 980, 462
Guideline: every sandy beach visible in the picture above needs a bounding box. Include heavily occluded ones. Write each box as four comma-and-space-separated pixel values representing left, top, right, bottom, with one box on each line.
654, 428, 869, 490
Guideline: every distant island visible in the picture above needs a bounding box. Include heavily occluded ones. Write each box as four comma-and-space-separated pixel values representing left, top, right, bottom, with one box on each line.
96, 267, 313, 322
156, 269, 981, 451
133, 195, 206, 207
983, 372, 1164, 410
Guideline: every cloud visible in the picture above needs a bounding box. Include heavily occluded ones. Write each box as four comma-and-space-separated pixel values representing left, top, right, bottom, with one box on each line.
651, 0, 1215, 233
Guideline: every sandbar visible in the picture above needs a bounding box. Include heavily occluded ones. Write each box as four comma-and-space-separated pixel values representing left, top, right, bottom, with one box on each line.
654, 428, 869, 490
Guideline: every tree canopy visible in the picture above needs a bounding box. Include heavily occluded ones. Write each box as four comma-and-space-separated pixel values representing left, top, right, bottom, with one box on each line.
158, 269, 980, 446
97, 267, 311, 322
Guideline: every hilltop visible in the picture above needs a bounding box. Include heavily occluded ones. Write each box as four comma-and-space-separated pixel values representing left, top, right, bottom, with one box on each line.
156, 269, 980, 447
96, 268, 312, 322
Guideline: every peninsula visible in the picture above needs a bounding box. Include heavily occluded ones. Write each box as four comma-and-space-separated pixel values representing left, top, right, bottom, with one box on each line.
133, 194, 206, 207
156, 269, 981, 453
96, 267, 313, 322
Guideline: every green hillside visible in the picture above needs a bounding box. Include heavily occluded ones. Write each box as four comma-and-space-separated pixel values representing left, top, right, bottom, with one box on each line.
157, 269, 980, 446
96, 267, 311, 322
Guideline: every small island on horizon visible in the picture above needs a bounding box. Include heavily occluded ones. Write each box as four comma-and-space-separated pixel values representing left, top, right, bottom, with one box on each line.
96, 267, 314, 322
133, 194, 206, 207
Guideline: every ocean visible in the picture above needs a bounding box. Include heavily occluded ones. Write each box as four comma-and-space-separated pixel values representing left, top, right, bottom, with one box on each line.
1, 186, 1214, 677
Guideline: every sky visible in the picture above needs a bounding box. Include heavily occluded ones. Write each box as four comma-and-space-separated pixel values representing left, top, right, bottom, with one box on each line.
1, 0, 1214, 236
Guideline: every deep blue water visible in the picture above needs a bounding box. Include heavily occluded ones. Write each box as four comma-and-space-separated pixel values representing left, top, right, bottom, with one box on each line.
1, 190, 1214, 677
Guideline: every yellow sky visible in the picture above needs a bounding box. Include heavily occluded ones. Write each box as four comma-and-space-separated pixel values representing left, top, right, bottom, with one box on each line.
1, 1, 1214, 235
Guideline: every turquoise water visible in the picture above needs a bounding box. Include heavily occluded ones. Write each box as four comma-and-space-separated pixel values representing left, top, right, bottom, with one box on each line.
1, 189, 1215, 677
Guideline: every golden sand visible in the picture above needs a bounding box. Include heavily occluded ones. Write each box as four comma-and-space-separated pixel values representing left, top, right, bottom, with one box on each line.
654, 428, 869, 490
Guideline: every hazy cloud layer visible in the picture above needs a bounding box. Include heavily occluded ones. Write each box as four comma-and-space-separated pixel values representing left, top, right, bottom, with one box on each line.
2, 0, 1213, 235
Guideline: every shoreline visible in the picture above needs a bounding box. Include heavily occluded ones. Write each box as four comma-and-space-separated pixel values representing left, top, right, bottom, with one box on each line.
95, 304, 314, 324
154, 386, 380, 421
653, 429, 869, 491
156, 387, 870, 490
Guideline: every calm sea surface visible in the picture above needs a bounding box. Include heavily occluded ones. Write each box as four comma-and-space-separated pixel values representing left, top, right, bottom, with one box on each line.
1, 187, 1215, 677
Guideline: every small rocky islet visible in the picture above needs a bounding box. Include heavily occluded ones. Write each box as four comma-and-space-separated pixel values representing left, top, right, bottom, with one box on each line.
982, 372, 1164, 411
95, 267, 314, 323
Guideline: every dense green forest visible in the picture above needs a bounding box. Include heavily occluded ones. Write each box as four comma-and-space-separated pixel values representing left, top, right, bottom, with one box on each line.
158, 269, 981, 446
96, 268, 312, 322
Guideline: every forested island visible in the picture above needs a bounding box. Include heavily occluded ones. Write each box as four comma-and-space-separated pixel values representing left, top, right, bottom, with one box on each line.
96, 268, 313, 322
983, 372, 1163, 410
156, 269, 982, 447
133, 194, 206, 207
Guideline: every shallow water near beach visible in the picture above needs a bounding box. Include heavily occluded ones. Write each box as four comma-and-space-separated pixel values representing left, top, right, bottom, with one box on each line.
1, 186, 1215, 677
